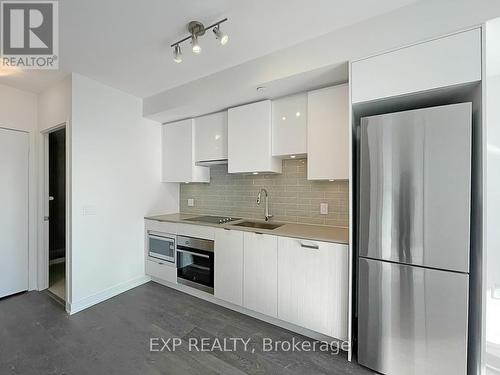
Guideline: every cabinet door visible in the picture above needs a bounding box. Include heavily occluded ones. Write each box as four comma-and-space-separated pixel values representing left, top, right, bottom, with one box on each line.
146, 259, 177, 284
228, 100, 282, 174
195, 111, 228, 163
351, 28, 481, 103
214, 229, 244, 305
162, 119, 209, 183
243, 232, 278, 317
307, 84, 349, 180
277, 237, 348, 339
272, 93, 307, 157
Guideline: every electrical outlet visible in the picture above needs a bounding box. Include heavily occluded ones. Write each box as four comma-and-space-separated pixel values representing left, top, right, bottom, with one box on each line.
187, 198, 194, 207
320, 203, 328, 215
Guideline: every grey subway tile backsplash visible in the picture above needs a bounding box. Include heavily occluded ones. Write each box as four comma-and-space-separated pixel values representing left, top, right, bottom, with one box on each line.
180, 159, 349, 227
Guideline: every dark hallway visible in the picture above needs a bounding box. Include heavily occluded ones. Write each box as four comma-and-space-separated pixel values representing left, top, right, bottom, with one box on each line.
48, 128, 66, 300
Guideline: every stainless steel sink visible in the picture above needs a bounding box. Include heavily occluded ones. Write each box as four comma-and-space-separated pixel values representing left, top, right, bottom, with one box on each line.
233, 221, 283, 230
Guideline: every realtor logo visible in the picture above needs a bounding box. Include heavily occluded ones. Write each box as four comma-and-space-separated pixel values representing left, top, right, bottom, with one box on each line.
1, 1, 58, 69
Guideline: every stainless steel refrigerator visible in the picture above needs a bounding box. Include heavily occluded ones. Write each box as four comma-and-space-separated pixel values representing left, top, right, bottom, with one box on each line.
357, 103, 472, 375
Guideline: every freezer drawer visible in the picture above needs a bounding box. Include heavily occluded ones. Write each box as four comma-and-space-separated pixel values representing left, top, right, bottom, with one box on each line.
359, 103, 471, 273
358, 257, 469, 375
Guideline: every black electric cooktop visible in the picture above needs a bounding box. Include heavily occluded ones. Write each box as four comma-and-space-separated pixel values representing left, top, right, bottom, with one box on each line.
184, 215, 240, 225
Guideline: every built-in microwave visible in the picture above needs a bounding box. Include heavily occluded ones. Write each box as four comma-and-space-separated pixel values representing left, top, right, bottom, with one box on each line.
148, 231, 176, 263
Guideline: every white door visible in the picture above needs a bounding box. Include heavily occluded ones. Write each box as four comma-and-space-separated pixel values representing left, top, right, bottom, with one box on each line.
0, 128, 29, 298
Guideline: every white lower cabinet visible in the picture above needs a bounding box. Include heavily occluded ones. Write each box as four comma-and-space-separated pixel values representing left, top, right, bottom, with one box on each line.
147, 219, 348, 340
214, 229, 244, 306
243, 232, 278, 317
277, 236, 348, 340
146, 259, 177, 284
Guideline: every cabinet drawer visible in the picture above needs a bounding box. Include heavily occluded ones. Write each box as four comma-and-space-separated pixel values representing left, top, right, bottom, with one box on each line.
146, 259, 177, 284
145, 220, 177, 234
177, 223, 215, 240
351, 28, 481, 103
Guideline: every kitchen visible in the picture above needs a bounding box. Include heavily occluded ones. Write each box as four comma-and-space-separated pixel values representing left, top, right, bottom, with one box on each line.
143, 24, 487, 375
0, 1, 499, 375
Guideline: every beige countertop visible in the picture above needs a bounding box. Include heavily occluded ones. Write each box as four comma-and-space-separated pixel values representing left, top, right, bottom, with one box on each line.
144, 213, 348, 244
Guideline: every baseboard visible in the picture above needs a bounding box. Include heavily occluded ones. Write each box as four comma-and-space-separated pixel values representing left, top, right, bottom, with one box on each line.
67, 275, 151, 315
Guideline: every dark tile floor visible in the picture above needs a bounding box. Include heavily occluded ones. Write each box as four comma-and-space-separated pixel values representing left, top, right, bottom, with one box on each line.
0, 282, 374, 375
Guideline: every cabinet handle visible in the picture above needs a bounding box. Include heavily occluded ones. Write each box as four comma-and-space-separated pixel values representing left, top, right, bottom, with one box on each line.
300, 241, 319, 250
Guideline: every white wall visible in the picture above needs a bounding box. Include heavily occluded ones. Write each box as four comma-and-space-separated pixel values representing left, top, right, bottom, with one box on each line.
485, 17, 500, 375
38, 76, 72, 132
69, 73, 178, 313
0, 84, 38, 290
0, 84, 37, 131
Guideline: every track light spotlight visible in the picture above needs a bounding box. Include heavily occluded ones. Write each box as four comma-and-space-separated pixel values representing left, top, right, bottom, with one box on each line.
173, 44, 182, 63
191, 34, 201, 54
213, 25, 229, 45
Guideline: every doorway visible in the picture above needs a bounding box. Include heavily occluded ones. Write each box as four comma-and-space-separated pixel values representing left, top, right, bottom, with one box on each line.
47, 127, 66, 300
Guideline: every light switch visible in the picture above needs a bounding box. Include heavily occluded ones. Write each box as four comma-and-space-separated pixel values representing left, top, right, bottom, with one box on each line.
83, 205, 97, 216
320, 203, 328, 215
493, 284, 500, 300
187, 198, 194, 207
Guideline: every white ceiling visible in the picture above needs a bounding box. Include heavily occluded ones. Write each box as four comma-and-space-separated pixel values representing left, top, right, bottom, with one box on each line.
0, 0, 418, 97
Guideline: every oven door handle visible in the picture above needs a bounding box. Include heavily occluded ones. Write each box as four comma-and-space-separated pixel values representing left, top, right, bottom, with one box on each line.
177, 248, 210, 259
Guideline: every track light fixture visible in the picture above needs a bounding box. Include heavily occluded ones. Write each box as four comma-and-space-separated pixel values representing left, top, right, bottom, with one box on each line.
171, 18, 228, 63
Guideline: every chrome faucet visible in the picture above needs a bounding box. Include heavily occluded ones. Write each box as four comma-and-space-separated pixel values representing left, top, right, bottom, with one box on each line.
257, 188, 273, 221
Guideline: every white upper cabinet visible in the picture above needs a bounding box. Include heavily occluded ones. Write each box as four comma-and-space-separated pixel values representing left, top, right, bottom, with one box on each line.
162, 119, 210, 183
277, 237, 348, 340
351, 28, 482, 104
272, 93, 307, 158
194, 111, 228, 165
307, 84, 349, 181
228, 100, 282, 174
